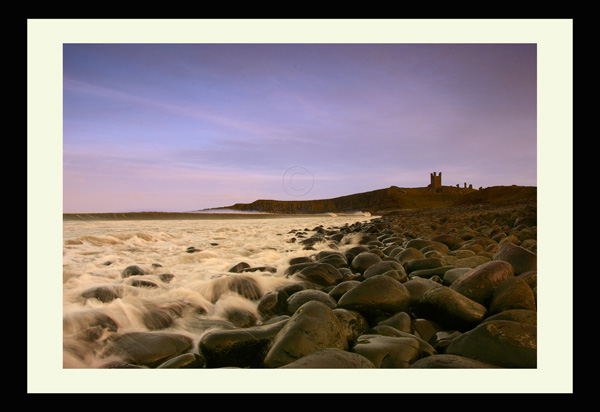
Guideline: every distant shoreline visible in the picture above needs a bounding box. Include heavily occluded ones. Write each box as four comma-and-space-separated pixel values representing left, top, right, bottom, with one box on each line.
63, 212, 372, 221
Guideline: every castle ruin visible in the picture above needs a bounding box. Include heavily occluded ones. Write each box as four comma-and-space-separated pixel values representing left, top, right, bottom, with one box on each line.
429, 172, 442, 193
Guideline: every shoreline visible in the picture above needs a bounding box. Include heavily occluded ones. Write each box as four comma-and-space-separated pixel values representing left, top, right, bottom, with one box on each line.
63, 212, 374, 221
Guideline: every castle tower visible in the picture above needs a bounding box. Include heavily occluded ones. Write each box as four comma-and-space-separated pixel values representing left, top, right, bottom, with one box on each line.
430, 172, 442, 192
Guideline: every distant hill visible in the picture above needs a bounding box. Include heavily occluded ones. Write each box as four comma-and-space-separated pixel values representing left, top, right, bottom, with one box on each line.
206, 185, 537, 215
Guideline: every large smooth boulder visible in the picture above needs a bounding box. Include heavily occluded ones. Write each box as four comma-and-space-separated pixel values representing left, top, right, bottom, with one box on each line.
199, 318, 288, 368
263, 301, 348, 368
298, 263, 344, 286
337, 275, 412, 318
363, 260, 407, 281
413, 285, 487, 331
446, 320, 537, 368
493, 243, 537, 275
285, 289, 337, 314
102, 332, 193, 368
351, 252, 382, 273
450, 260, 515, 307
488, 277, 537, 316
404, 257, 446, 274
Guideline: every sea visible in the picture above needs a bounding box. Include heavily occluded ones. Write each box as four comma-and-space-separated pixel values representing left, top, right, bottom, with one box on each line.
62, 212, 373, 369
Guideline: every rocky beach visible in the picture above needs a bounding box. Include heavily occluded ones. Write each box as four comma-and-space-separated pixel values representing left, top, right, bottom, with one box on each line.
65, 195, 538, 370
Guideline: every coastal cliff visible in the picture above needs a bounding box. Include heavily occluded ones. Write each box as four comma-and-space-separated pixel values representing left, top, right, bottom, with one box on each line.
210, 185, 536, 215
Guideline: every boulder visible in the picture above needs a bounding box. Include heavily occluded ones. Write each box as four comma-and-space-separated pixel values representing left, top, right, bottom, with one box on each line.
199, 318, 289, 368
488, 276, 537, 316
351, 252, 382, 272
102, 332, 193, 368
363, 260, 407, 281
121, 265, 145, 278
337, 275, 412, 318
263, 301, 348, 368
298, 263, 344, 286
449, 260, 515, 307
493, 243, 537, 275
413, 285, 487, 331
404, 257, 446, 274
285, 289, 337, 314
446, 320, 537, 368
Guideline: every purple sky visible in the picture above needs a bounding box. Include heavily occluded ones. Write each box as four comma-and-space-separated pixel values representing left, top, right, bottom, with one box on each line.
63, 43, 537, 213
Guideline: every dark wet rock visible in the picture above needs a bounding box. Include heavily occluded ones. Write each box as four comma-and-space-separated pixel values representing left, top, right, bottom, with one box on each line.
279, 348, 376, 368
285, 262, 318, 276
351, 252, 382, 273
121, 265, 145, 278
337, 275, 412, 318
332, 308, 369, 347
199, 318, 289, 368
404, 257, 446, 274
298, 263, 343, 286
128, 278, 159, 288
222, 306, 257, 328
409, 354, 501, 368
328, 280, 361, 301
158, 273, 175, 283
142, 307, 175, 330
493, 243, 537, 275
285, 289, 337, 314
186, 247, 201, 253
240, 266, 277, 274
257, 291, 283, 319
413, 285, 487, 331
449, 260, 515, 307
263, 301, 348, 368
289, 256, 312, 266
446, 320, 537, 368
103, 332, 193, 368
80, 285, 123, 303
363, 260, 407, 281
488, 276, 537, 316
228, 262, 251, 273
206, 274, 264, 303
157, 352, 205, 368
351, 334, 421, 368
